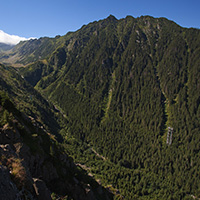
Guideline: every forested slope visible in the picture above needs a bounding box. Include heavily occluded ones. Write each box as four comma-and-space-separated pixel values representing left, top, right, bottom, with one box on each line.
1, 15, 200, 199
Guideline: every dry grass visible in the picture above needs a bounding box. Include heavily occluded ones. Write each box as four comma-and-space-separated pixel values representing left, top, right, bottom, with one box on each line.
6, 157, 27, 189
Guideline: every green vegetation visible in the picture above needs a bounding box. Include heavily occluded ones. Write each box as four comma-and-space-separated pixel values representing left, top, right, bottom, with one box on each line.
0, 15, 200, 199
0, 84, 113, 199
0, 64, 66, 141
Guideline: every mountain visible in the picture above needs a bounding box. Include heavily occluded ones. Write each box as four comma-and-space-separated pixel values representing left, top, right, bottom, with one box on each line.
0, 15, 200, 199
0, 34, 72, 67
0, 42, 14, 52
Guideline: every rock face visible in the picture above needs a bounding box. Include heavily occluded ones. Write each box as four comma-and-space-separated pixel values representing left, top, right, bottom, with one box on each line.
0, 165, 19, 200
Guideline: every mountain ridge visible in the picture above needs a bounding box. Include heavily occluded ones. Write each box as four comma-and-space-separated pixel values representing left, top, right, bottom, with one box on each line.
0, 15, 190, 67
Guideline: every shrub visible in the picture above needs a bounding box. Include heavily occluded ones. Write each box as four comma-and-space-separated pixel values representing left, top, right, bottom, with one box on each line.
6, 157, 27, 189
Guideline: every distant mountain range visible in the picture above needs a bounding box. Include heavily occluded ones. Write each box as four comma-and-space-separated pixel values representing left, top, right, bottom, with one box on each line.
0, 29, 34, 53
0, 15, 200, 199
0, 42, 14, 52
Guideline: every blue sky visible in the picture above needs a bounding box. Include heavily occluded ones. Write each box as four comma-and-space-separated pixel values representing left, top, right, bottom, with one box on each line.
1, 0, 200, 39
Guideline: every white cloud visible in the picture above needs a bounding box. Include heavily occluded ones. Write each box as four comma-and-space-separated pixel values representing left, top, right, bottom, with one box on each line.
0, 30, 34, 45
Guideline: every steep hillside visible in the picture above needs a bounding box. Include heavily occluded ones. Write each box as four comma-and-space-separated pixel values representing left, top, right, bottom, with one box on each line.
1, 15, 200, 199
0, 66, 113, 200
0, 64, 64, 140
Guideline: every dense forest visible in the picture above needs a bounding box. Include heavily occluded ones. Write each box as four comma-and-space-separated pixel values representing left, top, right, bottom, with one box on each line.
0, 15, 200, 199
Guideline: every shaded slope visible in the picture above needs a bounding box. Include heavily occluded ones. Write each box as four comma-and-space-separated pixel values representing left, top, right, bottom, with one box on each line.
0, 64, 64, 140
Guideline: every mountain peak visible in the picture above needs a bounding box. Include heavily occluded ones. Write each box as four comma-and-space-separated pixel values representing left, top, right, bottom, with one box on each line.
106, 14, 117, 21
